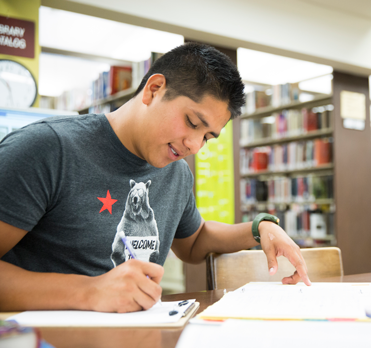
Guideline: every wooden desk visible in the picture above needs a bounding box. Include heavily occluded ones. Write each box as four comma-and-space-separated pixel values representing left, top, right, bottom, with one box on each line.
4, 273, 371, 348
319, 272, 371, 283
32, 290, 225, 348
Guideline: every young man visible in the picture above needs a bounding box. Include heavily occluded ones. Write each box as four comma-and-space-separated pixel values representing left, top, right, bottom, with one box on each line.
0, 43, 311, 313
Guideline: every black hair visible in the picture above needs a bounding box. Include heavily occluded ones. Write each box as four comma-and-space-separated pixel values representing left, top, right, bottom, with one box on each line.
133, 42, 245, 119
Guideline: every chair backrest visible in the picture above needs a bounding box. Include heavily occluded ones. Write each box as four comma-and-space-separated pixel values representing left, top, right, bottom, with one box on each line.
206, 247, 343, 290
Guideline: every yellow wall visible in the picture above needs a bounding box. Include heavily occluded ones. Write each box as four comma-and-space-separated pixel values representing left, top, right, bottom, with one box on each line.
195, 122, 235, 224
0, 0, 41, 106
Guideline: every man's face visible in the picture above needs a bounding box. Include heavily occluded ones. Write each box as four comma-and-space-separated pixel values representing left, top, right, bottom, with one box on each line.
138, 92, 231, 168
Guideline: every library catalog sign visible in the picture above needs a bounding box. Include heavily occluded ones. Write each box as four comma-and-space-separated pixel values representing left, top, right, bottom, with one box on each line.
0, 15, 35, 58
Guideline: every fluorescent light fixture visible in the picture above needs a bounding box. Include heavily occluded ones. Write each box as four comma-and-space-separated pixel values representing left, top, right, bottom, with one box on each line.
39, 53, 110, 96
237, 48, 333, 86
299, 74, 333, 94
39, 7, 184, 62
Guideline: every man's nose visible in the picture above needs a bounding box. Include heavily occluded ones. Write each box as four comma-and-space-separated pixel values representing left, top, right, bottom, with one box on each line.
184, 135, 204, 155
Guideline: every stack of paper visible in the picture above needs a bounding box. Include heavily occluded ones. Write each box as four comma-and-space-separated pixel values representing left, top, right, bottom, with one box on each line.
176, 319, 371, 348
197, 282, 371, 321
8, 300, 199, 328
176, 283, 371, 348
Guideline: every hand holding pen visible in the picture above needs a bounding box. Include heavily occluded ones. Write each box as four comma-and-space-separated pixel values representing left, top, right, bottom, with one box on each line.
82, 237, 163, 313
121, 236, 162, 305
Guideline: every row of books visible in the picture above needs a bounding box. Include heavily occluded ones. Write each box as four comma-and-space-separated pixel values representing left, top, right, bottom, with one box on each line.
242, 83, 300, 115
54, 65, 133, 112
54, 86, 92, 111
242, 207, 335, 240
52, 58, 155, 112
240, 138, 332, 174
92, 66, 132, 102
284, 208, 335, 239
87, 104, 111, 115
240, 174, 333, 205
240, 105, 333, 145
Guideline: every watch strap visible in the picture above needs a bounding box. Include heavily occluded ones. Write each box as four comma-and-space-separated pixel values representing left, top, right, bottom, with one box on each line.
252, 213, 280, 243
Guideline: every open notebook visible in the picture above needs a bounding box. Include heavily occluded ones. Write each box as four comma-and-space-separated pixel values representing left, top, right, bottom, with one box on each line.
6, 300, 199, 328
197, 282, 371, 321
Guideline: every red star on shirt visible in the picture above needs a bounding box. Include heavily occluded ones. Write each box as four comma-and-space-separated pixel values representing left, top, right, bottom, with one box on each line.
97, 190, 118, 214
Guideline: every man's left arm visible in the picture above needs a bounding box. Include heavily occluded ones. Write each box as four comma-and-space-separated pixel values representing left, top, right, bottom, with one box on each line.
171, 219, 311, 286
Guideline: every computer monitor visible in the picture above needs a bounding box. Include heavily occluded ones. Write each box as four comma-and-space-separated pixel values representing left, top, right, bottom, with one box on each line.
0, 107, 78, 141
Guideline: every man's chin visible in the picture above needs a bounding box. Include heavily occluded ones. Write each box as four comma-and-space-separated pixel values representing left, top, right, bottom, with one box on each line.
146, 150, 186, 167
147, 159, 172, 169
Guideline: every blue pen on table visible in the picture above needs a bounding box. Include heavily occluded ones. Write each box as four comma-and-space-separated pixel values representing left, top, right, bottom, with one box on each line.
121, 236, 162, 306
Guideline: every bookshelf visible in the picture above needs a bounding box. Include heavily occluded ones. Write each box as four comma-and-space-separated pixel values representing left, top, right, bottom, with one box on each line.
241, 163, 334, 178
78, 87, 136, 114
239, 88, 335, 249
243, 95, 332, 119
241, 198, 334, 211
240, 128, 333, 148
234, 71, 371, 275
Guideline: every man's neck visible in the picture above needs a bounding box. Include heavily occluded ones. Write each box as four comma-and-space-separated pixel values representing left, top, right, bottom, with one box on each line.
105, 97, 145, 160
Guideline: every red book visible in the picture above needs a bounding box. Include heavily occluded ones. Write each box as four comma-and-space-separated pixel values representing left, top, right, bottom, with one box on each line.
253, 151, 269, 171
307, 111, 318, 132
305, 210, 310, 233
109, 66, 132, 95
322, 139, 332, 164
302, 108, 308, 131
297, 177, 304, 198
315, 139, 332, 165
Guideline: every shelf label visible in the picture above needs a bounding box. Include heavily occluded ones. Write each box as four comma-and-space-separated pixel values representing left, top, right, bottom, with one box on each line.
340, 90, 366, 130
0, 15, 35, 58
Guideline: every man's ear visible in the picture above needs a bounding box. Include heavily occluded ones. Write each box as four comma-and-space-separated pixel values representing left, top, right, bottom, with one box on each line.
142, 74, 167, 106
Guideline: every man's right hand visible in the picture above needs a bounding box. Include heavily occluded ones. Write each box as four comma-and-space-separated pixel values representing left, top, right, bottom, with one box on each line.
0, 220, 164, 313
86, 259, 164, 313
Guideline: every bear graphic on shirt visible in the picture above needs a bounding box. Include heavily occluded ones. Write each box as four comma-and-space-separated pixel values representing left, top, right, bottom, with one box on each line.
110, 179, 160, 267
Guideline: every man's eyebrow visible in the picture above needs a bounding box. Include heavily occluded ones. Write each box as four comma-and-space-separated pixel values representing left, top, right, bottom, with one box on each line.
193, 111, 220, 139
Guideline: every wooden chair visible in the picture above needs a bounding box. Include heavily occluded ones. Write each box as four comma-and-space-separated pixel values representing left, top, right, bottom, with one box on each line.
206, 247, 343, 290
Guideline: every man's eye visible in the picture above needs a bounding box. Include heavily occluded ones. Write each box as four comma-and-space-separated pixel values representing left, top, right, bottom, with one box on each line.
186, 116, 197, 129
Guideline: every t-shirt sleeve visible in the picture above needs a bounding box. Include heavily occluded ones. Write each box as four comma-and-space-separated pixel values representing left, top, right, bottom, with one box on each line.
0, 123, 61, 231
174, 183, 202, 239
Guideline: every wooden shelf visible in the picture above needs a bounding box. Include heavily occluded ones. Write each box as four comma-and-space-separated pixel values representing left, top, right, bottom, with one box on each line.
292, 235, 336, 241
241, 198, 334, 211
78, 87, 136, 113
240, 128, 333, 149
241, 94, 333, 119
292, 235, 337, 248
240, 163, 334, 178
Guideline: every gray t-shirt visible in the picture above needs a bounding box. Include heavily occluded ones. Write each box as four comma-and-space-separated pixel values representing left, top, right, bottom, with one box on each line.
0, 114, 201, 275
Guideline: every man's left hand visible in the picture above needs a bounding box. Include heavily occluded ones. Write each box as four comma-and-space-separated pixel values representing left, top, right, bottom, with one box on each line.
259, 221, 312, 286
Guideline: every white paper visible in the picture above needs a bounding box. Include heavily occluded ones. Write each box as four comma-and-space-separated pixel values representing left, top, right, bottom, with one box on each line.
8, 299, 195, 327
176, 320, 371, 348
198, 282, 371, 320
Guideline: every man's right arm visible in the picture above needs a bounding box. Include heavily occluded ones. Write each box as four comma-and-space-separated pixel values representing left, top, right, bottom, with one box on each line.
0, 220, 163, 313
